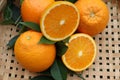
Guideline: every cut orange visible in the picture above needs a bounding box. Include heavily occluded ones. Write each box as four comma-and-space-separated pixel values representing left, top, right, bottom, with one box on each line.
40, 1, 80, 41
62, 33, 96, 72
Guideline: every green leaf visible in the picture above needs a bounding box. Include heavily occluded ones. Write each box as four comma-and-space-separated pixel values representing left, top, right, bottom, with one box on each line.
0, 19, 14, 25
1, 0, 21, 25
20, 0, 24, 5
7, 0, 14, 6
30, 75, 54, 80
55, 41, 68, 56
11, 3, 21, 22
62, 37, 70, 43
65, 0, 78, 3
19, 26, 28, 34
77, 73, 86, 80
7, 35, 19, 49
38, 36, 56, 44
50, 58, 67, 80
38, 68, 51, 75
19, 22, 40, 32
68, 70, 85, 80
3, 6, 13, 20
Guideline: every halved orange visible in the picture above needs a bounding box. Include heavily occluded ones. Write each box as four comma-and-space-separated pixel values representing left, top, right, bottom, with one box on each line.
62, 33, 96, 72
40, 1, 80, 41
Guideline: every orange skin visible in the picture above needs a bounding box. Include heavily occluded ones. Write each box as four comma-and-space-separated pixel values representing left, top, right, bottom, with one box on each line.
14, 31, 56, 72
21, 0, 55, 24
75, 0, 109, 36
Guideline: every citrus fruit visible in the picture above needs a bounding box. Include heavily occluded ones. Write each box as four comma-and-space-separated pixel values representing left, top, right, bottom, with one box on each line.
40, 1, 80, 41
62, 33, 96, 72
21, 0, 55, 24
75, 0, 109, 36
14, 30, 56, 72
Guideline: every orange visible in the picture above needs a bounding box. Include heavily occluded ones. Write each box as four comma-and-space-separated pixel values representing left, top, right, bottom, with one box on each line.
62, 33, 96, 72
14, 30, 56, 72
75, 0, 109, 36
40, 1, 80, 41
21, 0, 55, 24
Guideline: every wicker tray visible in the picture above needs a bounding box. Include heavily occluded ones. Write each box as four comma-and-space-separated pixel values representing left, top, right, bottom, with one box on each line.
0, 0, 120, 80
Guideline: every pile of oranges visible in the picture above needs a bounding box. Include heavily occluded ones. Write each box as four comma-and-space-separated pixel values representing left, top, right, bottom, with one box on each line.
14, 0, 109, 73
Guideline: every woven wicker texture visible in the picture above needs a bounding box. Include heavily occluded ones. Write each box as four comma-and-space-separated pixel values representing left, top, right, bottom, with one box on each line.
0, 0, 120, 80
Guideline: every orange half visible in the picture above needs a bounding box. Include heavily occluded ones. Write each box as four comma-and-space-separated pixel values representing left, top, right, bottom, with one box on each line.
40, 1, 80, 41
62, 33, 96, 72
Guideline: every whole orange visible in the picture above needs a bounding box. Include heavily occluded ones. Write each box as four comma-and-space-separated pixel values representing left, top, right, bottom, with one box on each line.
75, 0, 109, 36
21, 0, 55, 24
14, 30, 56, 72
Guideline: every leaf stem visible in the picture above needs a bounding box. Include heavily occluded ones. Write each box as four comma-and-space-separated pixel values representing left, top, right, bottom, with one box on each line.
75, 72, 86, 80
15, 15, 22, 27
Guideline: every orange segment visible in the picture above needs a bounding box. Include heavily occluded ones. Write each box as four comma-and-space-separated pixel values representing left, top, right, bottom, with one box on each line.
40, 1, 80, 41
62, 33, 96, 72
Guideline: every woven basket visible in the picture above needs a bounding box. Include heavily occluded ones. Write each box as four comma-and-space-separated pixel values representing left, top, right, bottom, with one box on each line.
0, 0, 120, 80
